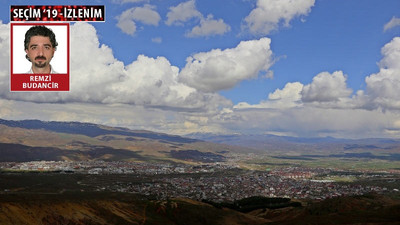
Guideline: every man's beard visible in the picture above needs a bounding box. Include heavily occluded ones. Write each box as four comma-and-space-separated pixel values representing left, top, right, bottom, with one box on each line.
34, 56, 47, 68
34, 61, 47, 68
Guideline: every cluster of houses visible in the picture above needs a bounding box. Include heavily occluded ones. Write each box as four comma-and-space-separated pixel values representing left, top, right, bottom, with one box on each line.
1, 161, 397, 202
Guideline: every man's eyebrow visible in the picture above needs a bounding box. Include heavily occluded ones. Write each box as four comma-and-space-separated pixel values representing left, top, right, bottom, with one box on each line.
29, 44, 53, 48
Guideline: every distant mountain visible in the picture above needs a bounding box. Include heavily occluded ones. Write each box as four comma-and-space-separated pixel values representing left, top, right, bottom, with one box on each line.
186, 132, 345, 144
185, 133, 400, 153
2, 118, 399, 163
0, 119, 244, 163
0, 119, 197, 143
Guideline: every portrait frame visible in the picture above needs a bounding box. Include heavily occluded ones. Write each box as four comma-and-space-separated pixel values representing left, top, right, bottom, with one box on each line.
10, 22, 70, 91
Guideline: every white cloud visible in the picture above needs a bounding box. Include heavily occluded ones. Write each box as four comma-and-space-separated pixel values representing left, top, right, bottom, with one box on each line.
266, 82, 303, 108
378, 37, 400, 70
0, 22, 230, 112
0, 22, 9, 93
301, 71, 353, 102
0, 99, 230, 135
186, 15, 231, 38
68, 23, 231, 111
365, 37, 400, 109
117, 14, 137, 35
165, 1, 230, 39
243, 0, 315, 35
384, 17, 400, 32
224, 37, 400, 138
234, 71, 364, 111
117, 5, 161, 35
0, 99, 14, 118
179, 38, 274, 92
269, 82, 303, 101
219, 105, 399, 138
234, 82, 303, 110
165, 0, 202, 26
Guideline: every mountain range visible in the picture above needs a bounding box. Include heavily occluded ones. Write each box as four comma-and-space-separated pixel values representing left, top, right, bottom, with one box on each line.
0, 119, 245, 163
185, 132, 400, 154
1, 118, 400, 163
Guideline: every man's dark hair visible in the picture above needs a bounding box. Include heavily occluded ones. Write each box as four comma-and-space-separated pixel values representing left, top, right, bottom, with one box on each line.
24, 25, 58, 50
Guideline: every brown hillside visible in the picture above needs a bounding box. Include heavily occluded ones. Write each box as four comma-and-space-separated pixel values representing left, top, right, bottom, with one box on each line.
263, 193, 400, 225
0, 124, 246, 163
0, 193, 267, 225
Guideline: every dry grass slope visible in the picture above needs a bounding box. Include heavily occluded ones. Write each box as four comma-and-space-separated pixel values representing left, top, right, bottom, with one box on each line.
0, 193, 267, 225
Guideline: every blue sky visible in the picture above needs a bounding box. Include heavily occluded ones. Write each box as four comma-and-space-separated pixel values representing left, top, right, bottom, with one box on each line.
0, 0, 400, 138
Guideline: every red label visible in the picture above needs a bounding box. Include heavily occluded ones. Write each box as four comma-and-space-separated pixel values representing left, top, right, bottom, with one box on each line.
11, 74, 69, 91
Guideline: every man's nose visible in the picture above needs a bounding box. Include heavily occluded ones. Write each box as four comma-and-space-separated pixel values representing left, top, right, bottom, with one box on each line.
37, 47, 44, 56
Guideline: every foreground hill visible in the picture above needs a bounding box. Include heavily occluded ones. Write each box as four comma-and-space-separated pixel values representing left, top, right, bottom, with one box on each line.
0, 119, 247, 163
263, 193, 400, 225
0, 192, 266, 225
0, 192, 399, 225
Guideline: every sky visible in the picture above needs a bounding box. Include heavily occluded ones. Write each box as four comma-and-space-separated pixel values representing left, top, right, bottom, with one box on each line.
0, 0, 400, 139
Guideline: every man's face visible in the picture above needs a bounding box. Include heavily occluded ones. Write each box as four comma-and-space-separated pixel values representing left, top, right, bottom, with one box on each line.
25, 35, 55, 68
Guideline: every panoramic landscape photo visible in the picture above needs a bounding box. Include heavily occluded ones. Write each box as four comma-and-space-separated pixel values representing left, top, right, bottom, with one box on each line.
1, 0, 400, 224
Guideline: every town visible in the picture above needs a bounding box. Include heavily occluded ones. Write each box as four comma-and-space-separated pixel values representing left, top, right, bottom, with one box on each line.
1, 160, 399, 202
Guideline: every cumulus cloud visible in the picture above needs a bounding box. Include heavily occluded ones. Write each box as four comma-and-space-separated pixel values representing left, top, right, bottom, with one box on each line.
378, 37, 400, 70
365, 37, 400, 109
186, 15, 231, 38
219, 105, 400, 138
117, 4, 161, 35
165, 0, 202, 26
225, 37, 400, 138
301, 71, 353, 102
234, 82, 303, 110
269, 82, 303, 101
243, 0, 315, 35
68, 23, 231, 111
266, 82, 304, 108
384, 17, 400, 32
0, 22, 230, 112
166, 1, 229, 38
179, 38, 274, 92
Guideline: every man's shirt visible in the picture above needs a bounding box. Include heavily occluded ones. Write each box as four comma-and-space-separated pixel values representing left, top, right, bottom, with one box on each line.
27, 65, 57, 74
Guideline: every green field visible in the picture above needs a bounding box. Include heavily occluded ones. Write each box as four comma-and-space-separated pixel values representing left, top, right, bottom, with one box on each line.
243, 153, 400, 171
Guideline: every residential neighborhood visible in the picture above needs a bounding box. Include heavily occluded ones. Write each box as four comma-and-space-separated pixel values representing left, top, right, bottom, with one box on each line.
1, 160, 398, 202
